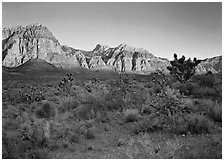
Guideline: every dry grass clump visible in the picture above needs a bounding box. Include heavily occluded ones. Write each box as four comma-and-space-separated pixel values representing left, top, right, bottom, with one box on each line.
123, 109, 140, 123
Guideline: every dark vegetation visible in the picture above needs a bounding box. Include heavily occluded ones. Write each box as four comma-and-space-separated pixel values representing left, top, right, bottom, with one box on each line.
2, 55, 222, 158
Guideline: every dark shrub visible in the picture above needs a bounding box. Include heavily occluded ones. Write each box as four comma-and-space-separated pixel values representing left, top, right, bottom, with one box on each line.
26, 148, 49, 159
70, 133, 80, 143
76, 104, 92, 120
208, 102, 222, 123
85, 129, 95, 139
35, 101, 56, 120
186, 114, 212, 134
193, 74, 215, 88
132, 117, 163, 134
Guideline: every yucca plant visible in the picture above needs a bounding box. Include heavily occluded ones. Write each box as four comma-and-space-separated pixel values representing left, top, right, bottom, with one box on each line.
35, 101, 56, 141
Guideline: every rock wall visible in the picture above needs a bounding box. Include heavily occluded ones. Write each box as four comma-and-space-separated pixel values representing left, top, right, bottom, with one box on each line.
90, 44, 170, 74
2, 24, 63, 67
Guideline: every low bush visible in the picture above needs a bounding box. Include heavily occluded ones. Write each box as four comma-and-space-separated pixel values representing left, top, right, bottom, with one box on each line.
132, 117, 163, 134
123, 109, 140, 123
35, 100, 56, 120
208, 101, 222, 123
175, 81, 197, 96
140, 105, 156, 115
84, 128, 95, 139
58, 97, 79, 113
70, 133, 80, 143
26, 148, 49, 159
193, 74, 215, 88
75, 104, 93, 120
186, 114, 212, 134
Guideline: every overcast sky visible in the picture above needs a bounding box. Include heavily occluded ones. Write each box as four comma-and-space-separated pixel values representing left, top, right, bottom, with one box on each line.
2, 2, 222, 60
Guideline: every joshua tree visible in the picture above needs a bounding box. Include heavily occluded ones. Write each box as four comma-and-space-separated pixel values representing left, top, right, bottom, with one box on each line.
167, 53, 201, 83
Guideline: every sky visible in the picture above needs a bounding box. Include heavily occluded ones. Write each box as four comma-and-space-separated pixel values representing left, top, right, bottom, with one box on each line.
2, 2, 222, 60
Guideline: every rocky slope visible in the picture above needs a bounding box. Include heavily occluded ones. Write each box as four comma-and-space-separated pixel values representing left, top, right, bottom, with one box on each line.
195, 56, 222, 74
2, 24, 222, 74
88, 43, 170, 74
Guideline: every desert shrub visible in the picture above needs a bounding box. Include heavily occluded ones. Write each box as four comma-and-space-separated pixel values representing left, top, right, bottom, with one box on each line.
75, 104, 93, 120
58, 73, 74, 96
208, 101, 222, 123
132, 117, 163, 134
35, 100, 56, 120
3, 123, 48, 159
193, 74, 215, 88
123, 109, 140, 123
84, 128, 95, 139
186, 114, 212, 134
17, 119, 49, 147
105, 95, 125, 111
2, 136, 20, 159
58, 96, 79, 113
26, 148, 49, 159
49, 143, 60, 151
140, 105, 156, 115
155, 86, 189, 117
175, 81, 197, 96
70, 133, 80, 143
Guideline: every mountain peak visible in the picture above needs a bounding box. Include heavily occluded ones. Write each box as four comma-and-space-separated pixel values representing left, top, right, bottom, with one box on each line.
2, 23, 58, 43
92, 43, 110, 53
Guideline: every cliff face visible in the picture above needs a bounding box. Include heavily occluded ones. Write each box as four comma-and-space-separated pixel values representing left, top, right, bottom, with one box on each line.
88, 44, 170, 74
2, 24, 222, 75
2, 24, 63, 67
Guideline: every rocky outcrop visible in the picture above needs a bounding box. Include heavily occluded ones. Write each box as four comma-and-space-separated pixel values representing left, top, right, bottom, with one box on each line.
89, 44, 170, 74
195, 56, 222, 74
87, 56, 110, 70
92, 44, 110, 55
2, 24, 64, 67
2, 24, 91, 69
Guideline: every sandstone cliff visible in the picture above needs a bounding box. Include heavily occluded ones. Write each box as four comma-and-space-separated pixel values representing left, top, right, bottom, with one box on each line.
2, 24, 90, 69
87, 44, 170, 74
2, 24, 63, 67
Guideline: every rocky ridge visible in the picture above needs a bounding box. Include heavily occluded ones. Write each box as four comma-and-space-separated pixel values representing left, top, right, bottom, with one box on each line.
2, 24, 222, 74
